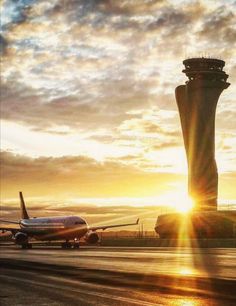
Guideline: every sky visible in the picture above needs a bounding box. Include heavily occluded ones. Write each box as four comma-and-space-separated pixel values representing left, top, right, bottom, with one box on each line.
0, 0, 236, 229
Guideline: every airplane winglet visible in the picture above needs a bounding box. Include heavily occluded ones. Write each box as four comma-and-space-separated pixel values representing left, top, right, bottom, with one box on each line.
136, 218, 139, 224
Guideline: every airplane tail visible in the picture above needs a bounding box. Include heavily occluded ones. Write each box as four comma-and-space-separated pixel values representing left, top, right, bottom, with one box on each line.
19, 191, 29, 219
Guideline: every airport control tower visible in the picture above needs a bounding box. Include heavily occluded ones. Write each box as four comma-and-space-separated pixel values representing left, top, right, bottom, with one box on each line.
175, 58, 230, 211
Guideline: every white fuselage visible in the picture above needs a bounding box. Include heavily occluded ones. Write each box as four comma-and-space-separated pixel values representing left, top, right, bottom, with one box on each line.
20, 216, 88, 241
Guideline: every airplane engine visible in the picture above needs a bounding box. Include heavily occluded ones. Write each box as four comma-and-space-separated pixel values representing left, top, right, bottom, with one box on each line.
14, 232, 28, 244
85, 231, 99, 244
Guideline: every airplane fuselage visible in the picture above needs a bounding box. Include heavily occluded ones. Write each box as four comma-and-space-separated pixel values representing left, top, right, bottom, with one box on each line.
19, 216, 88, 241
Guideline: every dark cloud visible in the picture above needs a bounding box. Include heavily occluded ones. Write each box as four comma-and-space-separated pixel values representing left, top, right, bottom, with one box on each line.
0, 34, 8, 55
198, 6, 236, 43
2, 0, 235, 134
47, 0, 166, 25
0, 85, 147, 131
1, 0, 35, 30
47, 0, 190, 35
147, 8, 190, 33
1, 150, 165, 183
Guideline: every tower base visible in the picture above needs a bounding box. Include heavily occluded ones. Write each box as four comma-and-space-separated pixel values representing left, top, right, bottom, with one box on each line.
155, 211, 236, 239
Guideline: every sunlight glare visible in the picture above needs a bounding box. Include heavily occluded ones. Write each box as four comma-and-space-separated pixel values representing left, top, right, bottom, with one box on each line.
161, 192, 194, 213
178, 267, 195, 276
176, 196, 194, 213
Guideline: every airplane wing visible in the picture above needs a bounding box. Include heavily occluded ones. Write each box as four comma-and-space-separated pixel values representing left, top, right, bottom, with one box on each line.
0, 220, 20, 234
89, 218, 139, 231
0, 219, 20, 224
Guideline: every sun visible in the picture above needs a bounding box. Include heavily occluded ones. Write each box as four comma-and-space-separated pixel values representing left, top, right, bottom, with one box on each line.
160, 191, 194, 213
176, 196, 194, 213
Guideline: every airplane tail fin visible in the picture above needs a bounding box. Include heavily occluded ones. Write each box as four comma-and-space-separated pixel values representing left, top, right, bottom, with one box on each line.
19, 191, 29, 219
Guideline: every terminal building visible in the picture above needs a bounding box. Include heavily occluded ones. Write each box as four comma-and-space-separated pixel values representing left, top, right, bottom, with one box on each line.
155, 210, 236, 239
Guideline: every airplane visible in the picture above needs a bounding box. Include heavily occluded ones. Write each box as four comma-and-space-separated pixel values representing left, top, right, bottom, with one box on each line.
0, 192, 139, 249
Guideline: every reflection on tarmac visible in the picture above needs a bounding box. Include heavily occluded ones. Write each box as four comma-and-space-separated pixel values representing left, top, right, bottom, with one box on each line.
0, 246, 236, 305
1, 246, 235, 278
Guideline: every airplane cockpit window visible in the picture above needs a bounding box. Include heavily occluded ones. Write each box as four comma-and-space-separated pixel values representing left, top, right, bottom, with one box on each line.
75, 221, 85, 225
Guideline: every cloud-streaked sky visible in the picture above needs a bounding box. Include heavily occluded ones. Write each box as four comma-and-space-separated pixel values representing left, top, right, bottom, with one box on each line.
1, 0, 236, 227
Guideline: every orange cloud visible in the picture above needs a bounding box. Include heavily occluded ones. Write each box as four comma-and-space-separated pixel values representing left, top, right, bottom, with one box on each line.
1, 151, 185, 199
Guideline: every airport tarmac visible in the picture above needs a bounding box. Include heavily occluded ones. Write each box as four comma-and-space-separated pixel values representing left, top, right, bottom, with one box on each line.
0, 246, 236, 305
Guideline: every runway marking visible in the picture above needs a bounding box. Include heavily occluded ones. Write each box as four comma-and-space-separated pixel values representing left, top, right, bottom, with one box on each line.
0, 274, 163, 306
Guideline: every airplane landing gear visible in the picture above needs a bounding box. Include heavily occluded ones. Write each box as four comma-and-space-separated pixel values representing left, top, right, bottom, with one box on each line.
21, 243, 32, 249
73, 242, 80, 249
61, 241, 72, 249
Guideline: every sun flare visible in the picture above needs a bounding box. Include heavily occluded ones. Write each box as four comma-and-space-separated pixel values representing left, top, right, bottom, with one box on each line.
161, 192, 194, 213
176, 197, 194, 213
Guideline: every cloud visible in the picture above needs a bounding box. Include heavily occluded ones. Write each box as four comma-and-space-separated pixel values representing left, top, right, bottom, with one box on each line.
0, 69, 156, 132
117, 108, 181, 146
198, 5, 236, 44
1, 0, 235, 134
0, 34, 8, 55
0, 0, 235, 204
0, 0, 30, 29
1, 2, 235, 124
1, 150, 235, 205
0, 150, 186, 200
